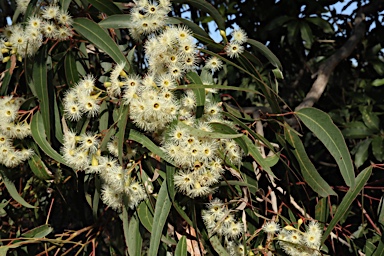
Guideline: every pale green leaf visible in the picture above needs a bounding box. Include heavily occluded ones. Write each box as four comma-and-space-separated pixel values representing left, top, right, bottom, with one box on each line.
22, 224, 53, 238
99, 14, 132, 29
210, 235, 229, 255
28, 154, 53, 180
284, 124, 336, 197
186, 72, 205, 118
175, 236, 187, 256
296, 107, 355, 187
88, 0, 122, 15
247, 39, 282, 69
148, 181, 172, 255
0, 167, 36, 208
73, 18, 129, 70
172, 0, 225, 30
354, 138, 372, 169
322, 166, 372, 243
31, 112, 67, 165
64, 51, 79, 87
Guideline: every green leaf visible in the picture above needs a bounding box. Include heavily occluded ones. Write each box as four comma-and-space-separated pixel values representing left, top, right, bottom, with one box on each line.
378, 196, 384, 226
173, 201, 194, 227
247, 39, 282, 69
374, 240, 384, 256
287, 20, 300, 45
28, 154, 53, 180
210, 122, 248, 155
296, 107, 355, 188
186, 72, 205, 118
210, 235, 229, 256
60, 0, 72, 11
0, 168, 36, 208
99, 100, 109, 131
372, 136, 384, 162
33, 46, 51, 142
360, 106, 380, 132
306, 17, 334, 33
354, 138, 372, 169
126, 212, 142, 256
315, 197, 329, 223
243, 136, 275, 178
87, 0, 122, 15
322, 166, 372, 243
116, 105, 129, 164
300, 22, 313, 48
0, 61, 12, 96
342, 121, 375, 139
137, 200, 154, 232
64, 51, 79, 87
128, 129, 175, 165
284, 124, 336, 197
31, 112, 67, 165
73, 18, 128, 70
148, 181, 172, 256
166, 164, 176, 201
99, 14, 132, 29
175, 236, 187, 256
22, 224, 53, 238
172, 0, 225, 31
372, 78, 384, 87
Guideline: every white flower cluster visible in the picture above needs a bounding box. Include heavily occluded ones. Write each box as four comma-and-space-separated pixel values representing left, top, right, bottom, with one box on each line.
225, 29, 247, 59
129, 0, 172, 40
61, 129, 147, 210
0, 96, 33, 168
262, 220, 323, 256
202, 198, 244, 239
1, 3, 73, 62
63, 75, 101, 121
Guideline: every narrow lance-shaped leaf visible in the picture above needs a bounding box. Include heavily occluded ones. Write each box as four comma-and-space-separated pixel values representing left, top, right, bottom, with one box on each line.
322, 166, 372, 243
28, 154, 53, 180
186, 72, 205, 119
247, 39, 282, 70
87, 0, 122, 15
33, 46, 51, 141
99, 14, 132, 29
284, 124, 336, 197
0, 167, 36, 208
22, 224, 53, 238
64, 51, 79, 87
172, 0, 225, 31
296, 107, 355, 188
148, 181, 172, 256
73, 18, 129, 71
175, 236, 187, 256
116, 105, 129, 165
128, 213, 142, 256
31, 111, 67, 165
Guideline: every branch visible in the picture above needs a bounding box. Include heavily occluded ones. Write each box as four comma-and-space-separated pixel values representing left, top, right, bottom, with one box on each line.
295, 0, 384, 111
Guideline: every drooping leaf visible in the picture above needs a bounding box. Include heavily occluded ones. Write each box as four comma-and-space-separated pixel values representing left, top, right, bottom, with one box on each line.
186, 72, 205, 118
210, 235, 230, 255
296, 107, 355, 188
354, 138, 372, 169
342, 121, 375, 139
322, 166, 372, 243
315, 197, 329, 223
73, 18, 129, 70
148, 181, 172, 255
0, 167, 36, 209
99, 14, 132, 29
300, 22, 313, 48
33, 46, 51, 141
28, 154, 53, 180
172, 0, 225, 30
247, 39, 282, 69
64, 51, 79, 87
175, 236, 187, 256
179, 122, 243, 139
59, 0, 72, 11
243, 136, 275, 178
0, 61, 12, 96
128, 129, 175, 165
372, 136, 384, 162
284, 124, 336, 197
166, 164, 176, 201
125, 211, 142, 256
116, 105, 129, 165
88, 0, 122, 15
360, 106, 380, 132
31, 112, 67, 165
22, 224, 53, 238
